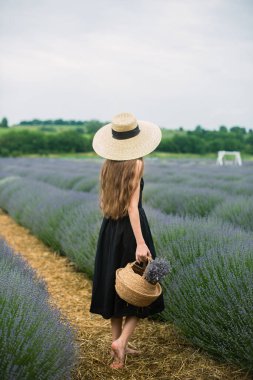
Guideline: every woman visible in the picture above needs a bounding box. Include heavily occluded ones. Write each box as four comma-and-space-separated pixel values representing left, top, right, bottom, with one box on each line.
89, 112, 165, 369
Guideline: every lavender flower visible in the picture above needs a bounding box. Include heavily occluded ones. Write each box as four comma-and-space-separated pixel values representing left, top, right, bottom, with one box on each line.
144, 258, 171, 284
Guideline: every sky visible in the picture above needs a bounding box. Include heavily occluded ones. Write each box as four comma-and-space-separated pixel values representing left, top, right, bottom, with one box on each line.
0, 0, 253, 130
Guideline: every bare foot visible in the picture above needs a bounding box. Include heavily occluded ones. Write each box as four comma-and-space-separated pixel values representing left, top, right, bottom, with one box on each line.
110, 343, 141, 358
126, 346, 141, 355
110, 339, 126, 369
110, 346, 141, 357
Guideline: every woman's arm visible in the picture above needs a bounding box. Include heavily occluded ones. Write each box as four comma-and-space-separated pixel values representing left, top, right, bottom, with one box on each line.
128, 160, 151, 263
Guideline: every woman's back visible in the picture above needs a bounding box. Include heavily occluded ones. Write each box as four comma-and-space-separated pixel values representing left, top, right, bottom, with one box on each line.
90, 174, 164, 320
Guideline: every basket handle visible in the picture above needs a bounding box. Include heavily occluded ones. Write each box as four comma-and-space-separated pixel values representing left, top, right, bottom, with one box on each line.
131, 256, 152, 266
131, 256, 152, 275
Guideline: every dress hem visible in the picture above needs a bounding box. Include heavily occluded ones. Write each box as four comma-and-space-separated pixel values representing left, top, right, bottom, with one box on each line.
89, 307, 165, 320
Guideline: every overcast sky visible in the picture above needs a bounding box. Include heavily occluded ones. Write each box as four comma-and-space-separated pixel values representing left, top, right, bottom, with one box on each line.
0, 0, 253, 130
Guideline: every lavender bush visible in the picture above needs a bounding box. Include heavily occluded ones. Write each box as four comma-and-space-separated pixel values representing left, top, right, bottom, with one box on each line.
145, 208, 253, 370
55, 203, 101, 277
0, 157, 100, 193
163, 240, 253, 370
0, 177, 100, 275
143, 183, 226, 217
210, 196, 253, 232
0, 238, 79, 379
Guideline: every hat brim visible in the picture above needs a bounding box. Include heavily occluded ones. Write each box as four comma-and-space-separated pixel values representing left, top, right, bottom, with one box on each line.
92, 120, 161, 160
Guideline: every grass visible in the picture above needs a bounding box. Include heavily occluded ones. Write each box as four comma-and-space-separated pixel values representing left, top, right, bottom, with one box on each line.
0, 150, 194, 159
12, 151, 253, 161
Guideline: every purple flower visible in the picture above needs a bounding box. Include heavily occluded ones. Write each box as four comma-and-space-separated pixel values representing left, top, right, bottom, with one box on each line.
144, 257, 171, 284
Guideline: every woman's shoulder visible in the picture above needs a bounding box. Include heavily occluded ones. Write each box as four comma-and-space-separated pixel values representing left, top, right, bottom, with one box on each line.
134, 159, 144, 180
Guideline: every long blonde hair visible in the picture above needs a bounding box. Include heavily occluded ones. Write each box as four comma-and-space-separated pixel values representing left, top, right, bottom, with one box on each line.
100, 158, 144, 220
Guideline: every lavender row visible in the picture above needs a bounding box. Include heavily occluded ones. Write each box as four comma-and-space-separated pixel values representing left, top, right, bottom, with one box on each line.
0, 237, 79, 379
0, 176, 253, 371
146, 207, 253, 370
0, 157, 252, 197
143, 183, 226, 217
0, 177, 100, 275
0, 162, 253, 370
0, 158, 252, 229
0, 157, 100, 193
210, 196, 253, 232
144, 183, 253, 230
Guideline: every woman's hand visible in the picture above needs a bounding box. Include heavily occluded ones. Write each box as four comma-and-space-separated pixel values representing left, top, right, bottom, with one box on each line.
135, 242, 152, 263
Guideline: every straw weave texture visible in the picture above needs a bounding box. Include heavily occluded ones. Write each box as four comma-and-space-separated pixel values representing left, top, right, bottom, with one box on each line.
115, 262, 162, 307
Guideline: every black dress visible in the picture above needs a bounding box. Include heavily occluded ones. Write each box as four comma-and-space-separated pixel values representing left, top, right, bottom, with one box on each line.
89, 177, 165, 319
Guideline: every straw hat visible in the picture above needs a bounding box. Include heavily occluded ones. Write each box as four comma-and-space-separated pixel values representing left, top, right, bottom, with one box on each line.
92, 112, 161, 160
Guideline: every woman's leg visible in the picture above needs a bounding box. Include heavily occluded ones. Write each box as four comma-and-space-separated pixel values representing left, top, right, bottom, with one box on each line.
110, 316, 141, 358
110, 316, 139, 368
111, 317, 123, 341
120, 316, 139, 348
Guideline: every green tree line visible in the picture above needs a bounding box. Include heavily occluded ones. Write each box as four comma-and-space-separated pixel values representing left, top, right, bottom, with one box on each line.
160, 126, 253, 154
18, 119, 105, 133
0, 130, 93, 156
0, 118, 252, 156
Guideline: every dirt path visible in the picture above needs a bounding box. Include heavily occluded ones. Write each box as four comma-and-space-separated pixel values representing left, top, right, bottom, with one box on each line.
0, 208, 251, 380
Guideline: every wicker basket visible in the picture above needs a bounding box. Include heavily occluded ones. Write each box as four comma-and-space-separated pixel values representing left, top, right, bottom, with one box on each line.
115, 260, 162, 307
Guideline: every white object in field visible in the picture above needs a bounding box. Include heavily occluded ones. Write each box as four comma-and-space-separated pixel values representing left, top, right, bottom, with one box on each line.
216, 151, 242, 166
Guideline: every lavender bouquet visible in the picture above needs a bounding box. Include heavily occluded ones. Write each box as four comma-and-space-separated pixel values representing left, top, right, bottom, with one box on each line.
144, 257, 171, 285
